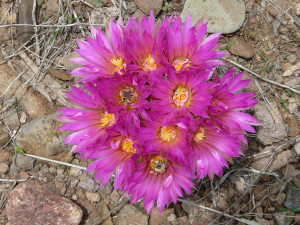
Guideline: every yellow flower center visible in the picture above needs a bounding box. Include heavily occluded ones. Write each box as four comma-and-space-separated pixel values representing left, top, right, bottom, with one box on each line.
194, 127, 206, 142
150, 156, 168, 174
173, 59, 191, 72
173, 86, 189, 108
99, 112, 116, 127
143, 54, 157, 72
121, 138, 137, 154
119, 86, 137, 105
160, 125, 176, 142
111, 58, 126, 75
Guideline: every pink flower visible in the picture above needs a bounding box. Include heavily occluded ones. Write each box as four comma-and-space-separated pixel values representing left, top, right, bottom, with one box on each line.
162, 15, 226, 73
124, 153, 194, 213
189, 121, 242, 180
58, 83, 118, 154
96, 73, 150, 128
59, 11, 260, 214
139, 113, 189, 163
85, 126, 140, 189
122, 11, 167, 75
70, 19, 127, 82
150, 69, 213, 118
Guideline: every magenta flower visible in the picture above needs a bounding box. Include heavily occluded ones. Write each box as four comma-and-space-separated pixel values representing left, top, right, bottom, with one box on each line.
139, 113, 189, 163
189, 121, 242, 180
122, 12, 167, 75
150, 69, 212, 118
70, 19, 127, 82
124, 153, 194, 213
96, 73, 150, 128
58, 83, 118, 154
59, 11, 260, 213
85, 126, 139, 189
162, 15, 226, 73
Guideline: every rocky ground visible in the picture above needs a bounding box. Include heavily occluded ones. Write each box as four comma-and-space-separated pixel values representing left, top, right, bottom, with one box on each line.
0, 0, 300, 224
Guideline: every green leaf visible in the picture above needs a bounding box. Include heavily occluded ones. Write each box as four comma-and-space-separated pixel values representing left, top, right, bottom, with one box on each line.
91, 0, 98, 5
290, 208, 299, 213
16, 146, 25, 156
280, 207, 287, 212
98, 2, 103, 7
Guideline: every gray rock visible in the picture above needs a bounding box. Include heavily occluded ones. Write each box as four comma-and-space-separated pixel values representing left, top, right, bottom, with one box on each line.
115, 204, 148, 225
251, 146, 291, 172
3, 109, 20, 130
15, 154, 35, 171
6, 180, 83, 225
284, 186, 300, 209
69, 167, 83, 177
181, 0, 245, 33
254, 102, 287, 145
78, 177, 99, 192
15, 113, 70, 158
135, 0, 163, 16
70, 177, 80, 188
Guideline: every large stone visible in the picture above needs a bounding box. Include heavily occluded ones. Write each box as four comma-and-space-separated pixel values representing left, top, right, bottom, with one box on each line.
254, 102, 287, 145
251, 146, 291, 172
115, 204, 148, 225
22, 88, 57, 119
181, 0, 245, 33
228, 36, 254, 59
15, 113, 70, 158
135, 0, 163, 16
6, 180, 82, 225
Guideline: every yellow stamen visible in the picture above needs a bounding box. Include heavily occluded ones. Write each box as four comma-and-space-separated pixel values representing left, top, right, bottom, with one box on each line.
173, 59, 191, 72
98, 112, 116, 127
121, 138, 137, 154
173, 86, 189, 108
150, 156, 167, 174
160, 125, 176, 142
194, 127, 206, 142
111, 58, 126, 75
143, 54, 157, 72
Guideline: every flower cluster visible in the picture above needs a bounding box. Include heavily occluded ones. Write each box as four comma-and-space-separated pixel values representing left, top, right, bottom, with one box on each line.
59, 12, 259, 213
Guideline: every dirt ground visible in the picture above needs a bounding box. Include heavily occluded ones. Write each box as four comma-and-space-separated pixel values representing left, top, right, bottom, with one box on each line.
0, 0, 300, 224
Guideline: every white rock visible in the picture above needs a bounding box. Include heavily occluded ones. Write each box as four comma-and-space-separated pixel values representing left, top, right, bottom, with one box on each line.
283, 62, 300, 76
167, 214, 176, 222
69, 167, 82, 177
294, 141, 300, 155
181, 0, 245, 33
295, 3, 300, 16
86, 192, 100, 203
